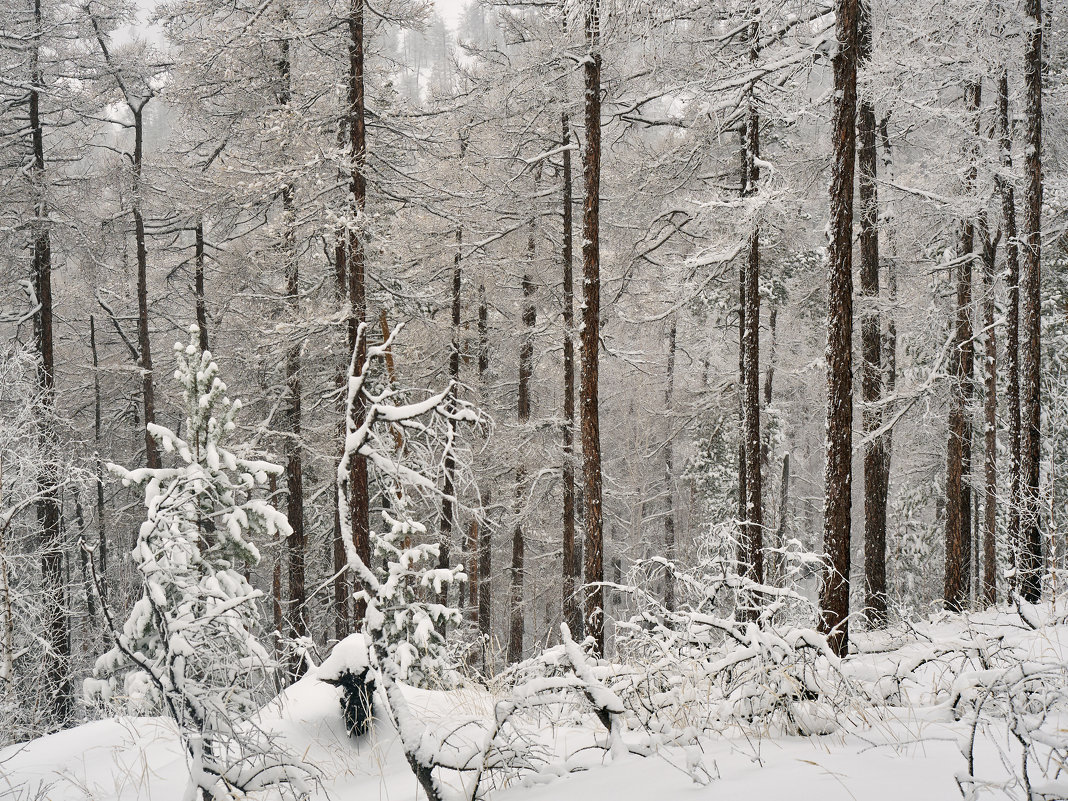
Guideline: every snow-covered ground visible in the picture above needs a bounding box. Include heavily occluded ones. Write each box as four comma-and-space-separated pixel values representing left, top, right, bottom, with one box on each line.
4, 605, 1066, 801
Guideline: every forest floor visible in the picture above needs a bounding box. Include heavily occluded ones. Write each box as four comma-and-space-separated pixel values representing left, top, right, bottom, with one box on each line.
3, 604, 1066, 800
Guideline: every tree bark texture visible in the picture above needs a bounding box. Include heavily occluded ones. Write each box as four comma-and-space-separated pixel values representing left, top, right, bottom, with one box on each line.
945, 82, 980, 612
858, 1, 888, 626
581, 0, 605, 655
561, 112, 581, 635
819, 0, 859, 658
1019, 0, 1043, 603
995, 71, 1022, 595
30, 0, 71, 722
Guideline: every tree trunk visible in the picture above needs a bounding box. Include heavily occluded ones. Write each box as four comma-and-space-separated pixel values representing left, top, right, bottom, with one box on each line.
561, 112, 581, 634
194, 221, 209, 352
980, 217, 998, 606
737, 249, 747, 559
439, 224, 462, 604
340, 0, 370, 635
1019, 0, 1044, 603
581, 0, 605, 655
276, 24, 307, 663
858, 1, 888, 626
741, 9, 764, 590
132, 107, 159, 472
466, 519, 478, 620
89, 315, 107, 592
995, 70, 1022, 596
945, 82, 980, 612
477, 284, 492, 667
30, 0, 70, 725
663, 319, 678, 611
819, 0, 859, 658
876, 115, 898, 597
510, 199, 537, 662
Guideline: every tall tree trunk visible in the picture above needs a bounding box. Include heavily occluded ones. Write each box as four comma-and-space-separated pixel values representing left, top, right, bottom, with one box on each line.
945, 82, 980, 612
30, 0, 70, 722
980, 218, 998, 606
132, 107, 158, 472
439, 224, 462, 606
736, 130, 748, 575
510, 201, 537, 663
561, 113, 581, 634
331, 115, 349, 641
663, 319, 678, 611
194, 221, 209, 352
877, 116, 898, 595
476, 284, 492, 666
1019, 0, 1044, 603
508, 527, 524, 664
339, 0, 369, 635
581, 0, 605, 654
277, 21, 307, 665
995, 71, 1022, 596
89, 315, 107, 592
775, 453, 791, 577
858, 0, 887, 626
740, 7, 764, 590
819, 0, 859, 658
737, 249, 747, 555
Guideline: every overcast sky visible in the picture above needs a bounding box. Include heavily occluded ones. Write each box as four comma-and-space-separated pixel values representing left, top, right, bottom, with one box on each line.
435, 0, 468, 27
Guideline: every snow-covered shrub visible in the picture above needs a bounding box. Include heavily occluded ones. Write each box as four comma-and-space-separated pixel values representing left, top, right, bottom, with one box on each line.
360, 510, 463, 688
614, 521, 852, 737
84, 327, 306, 800
335, 323, 473, 800
336, 323, 475, 689
0, 345, 78, 742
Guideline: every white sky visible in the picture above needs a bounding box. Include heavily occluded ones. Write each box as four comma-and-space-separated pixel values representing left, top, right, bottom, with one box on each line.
434, 0, 469, 28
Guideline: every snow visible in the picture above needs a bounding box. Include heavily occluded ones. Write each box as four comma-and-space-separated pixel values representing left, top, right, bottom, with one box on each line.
0, 685, 966, 801
317, 633, 372, 682
6, 608, 1068, 800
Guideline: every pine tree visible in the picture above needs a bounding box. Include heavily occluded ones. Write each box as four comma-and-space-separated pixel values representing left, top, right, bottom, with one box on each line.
87, 327, 289, 720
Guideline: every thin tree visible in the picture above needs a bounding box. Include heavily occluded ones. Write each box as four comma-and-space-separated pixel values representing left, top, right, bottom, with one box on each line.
194, 221, 208, 352
819, 0, 859, 658
945, 82, 980, 612
88, 3, 160, 470
1019, 0, 1043, 603
276, 6, 307, 662
994, 70, 1022, 594
561, 112, 581, 635
30, 0, 70, 724
581, 0, 605, 654
342, 0, 370, 634
510, 185, 538, 664
663, 318, 678, 611
476, 284, 492, 663
740, 5, 764, 590
858, 0, 888, 625
979, 216, 999, 605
